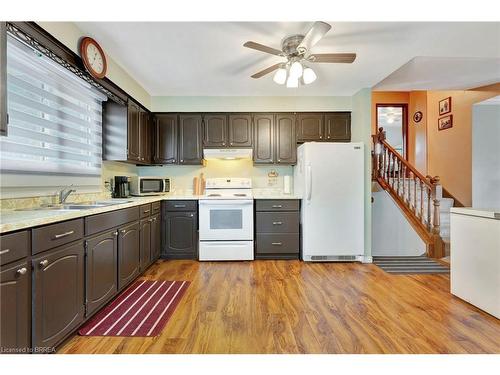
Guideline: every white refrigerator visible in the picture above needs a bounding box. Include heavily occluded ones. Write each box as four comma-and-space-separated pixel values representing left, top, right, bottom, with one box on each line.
294, 142, 365, 261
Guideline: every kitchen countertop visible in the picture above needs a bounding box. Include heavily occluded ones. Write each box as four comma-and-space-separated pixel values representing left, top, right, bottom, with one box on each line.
0, 192, 302, 234
450, 207, 500, 220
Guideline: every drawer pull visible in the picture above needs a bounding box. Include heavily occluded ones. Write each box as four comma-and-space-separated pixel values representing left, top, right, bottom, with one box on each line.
0, 249, 10, 255
271, 242, 283, 246
53, 230, 74, 240
174, 204, 186, 208
113, 231, 119, 237
120, 229, 126, 235
272, 205, 283, 208
39, 260, 49, 267
143, 209, 150, 214
152, 217, 157, 222
16, 267, 27, 275
272, 221, 283, 225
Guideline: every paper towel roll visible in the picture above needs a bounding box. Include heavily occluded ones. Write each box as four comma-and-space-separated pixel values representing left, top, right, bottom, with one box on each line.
283, 175, 291, 194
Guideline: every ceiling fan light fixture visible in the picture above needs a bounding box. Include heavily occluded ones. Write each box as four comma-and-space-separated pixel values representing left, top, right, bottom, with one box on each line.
302, 67, 317, 84
286, 75, 299, 88
289, 61, 303, 79
273, 66, 287, 85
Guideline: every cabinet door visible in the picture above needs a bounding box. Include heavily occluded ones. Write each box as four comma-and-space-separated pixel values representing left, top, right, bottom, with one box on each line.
1, 260, 30, 351
150, 214, 161, 263
325, 112, 351, 141
33, 242, 84, 348
253, 114, 274, 164
179, 114, 203, 164
138, 109, 151, 164
154, 114, 178, 164
228, 114, 253, 147
85, 230, 118, 316
164, 211, 197, 259
140, 218, 152, 272
127, 101, 141, 162
297, 113, 324, 141
118, 221, 140, 290
203, 114, 227, 147
275, 114, 297, 164
0, 22, 7, 136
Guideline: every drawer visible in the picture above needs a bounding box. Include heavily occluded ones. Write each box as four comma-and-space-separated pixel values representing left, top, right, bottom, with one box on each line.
256, 212, 299, 233
140, 204, 152, 218
152, 201, 161, 214
256, 233, 299, 254
0, 230, 30, 266
85, 206, 139, 236
164, 200, 197, 212
255, 200, 299, 212
32, 219, 84, 255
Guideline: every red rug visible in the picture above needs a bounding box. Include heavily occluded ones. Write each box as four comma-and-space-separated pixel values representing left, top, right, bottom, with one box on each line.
78, 280, 189, 337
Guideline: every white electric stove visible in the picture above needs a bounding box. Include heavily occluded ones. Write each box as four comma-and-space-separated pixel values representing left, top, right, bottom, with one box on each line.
198, 178, 254, 261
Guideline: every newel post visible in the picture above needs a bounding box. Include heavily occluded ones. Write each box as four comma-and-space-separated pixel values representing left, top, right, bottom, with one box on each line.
427, 175, 444, 258
371, 127, 386, 180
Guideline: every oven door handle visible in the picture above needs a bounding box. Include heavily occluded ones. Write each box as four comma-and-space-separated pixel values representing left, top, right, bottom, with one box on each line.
199, 200, 253, 206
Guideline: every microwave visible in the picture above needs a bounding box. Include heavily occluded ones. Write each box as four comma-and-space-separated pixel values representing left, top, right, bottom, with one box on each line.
130, 176, 170, 196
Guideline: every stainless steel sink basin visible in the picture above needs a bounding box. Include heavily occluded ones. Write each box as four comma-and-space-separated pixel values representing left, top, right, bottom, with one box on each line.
15, 200, 133, 211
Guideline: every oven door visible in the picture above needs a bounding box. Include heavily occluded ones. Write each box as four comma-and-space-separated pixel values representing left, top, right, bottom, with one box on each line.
140, 178, 164, 194
199, 199, 254, 241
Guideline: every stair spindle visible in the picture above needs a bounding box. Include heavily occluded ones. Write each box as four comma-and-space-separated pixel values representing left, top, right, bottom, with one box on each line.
420, 180, 424, 221
413, 174, 417, 212
397, 159, 401, 196
427, 185, 432, 229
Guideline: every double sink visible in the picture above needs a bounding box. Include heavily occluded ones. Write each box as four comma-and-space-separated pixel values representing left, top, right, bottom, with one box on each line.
16, 199, 132, 211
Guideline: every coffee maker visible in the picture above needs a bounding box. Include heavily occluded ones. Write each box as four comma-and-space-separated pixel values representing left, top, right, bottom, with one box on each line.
113, 176, 131, 198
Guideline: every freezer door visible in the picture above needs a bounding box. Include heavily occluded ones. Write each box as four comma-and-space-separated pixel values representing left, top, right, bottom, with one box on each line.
301, 142, 365, 258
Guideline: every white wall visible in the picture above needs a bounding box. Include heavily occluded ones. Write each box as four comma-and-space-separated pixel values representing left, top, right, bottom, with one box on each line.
472, 98, 500, 209
372, 184, 426, 256
351, 88, 372, 259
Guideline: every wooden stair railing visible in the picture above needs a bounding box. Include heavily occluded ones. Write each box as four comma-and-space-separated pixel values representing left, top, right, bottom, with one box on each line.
372, 127, 445, 258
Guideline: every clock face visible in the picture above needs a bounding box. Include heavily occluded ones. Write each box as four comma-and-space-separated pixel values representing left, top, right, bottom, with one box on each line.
80, 37, 107, 79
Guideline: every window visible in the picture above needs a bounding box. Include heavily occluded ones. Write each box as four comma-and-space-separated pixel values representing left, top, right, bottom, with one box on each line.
0, 35, 107, 177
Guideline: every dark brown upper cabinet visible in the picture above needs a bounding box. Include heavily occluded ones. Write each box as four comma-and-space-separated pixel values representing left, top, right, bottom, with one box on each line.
85, 230, 118, 316
297, 113, 324, 142
253, 114, 274, 164
254, 113, 296, 165
0, 22, 7, 136
275, 114, 296, 164
228, 114, 253, 147
203, 114, 227, 147
153, 114, 178, 164
32, 242, 85, 348
127, 100, 141, 162
325, 112, 351, 141
178, 114, 203, 165
138, 109, 152, 164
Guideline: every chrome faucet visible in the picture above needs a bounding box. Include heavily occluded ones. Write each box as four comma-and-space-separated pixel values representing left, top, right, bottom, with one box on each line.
58, 185, 76, 204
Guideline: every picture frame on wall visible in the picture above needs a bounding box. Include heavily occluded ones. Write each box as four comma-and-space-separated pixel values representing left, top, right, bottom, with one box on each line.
438, 115, 453, 131
439, 96, 452, 115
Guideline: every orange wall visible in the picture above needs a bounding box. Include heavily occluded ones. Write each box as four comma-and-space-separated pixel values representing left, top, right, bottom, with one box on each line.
408, 91, 427, 174
371, 92, 409, 133
426, 84, 500, 206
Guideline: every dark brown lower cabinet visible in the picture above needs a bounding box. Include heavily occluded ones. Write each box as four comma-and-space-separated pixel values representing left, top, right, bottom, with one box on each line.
32, 242, 84, 348
85, 230, 118, 316
0, 260, 30, 351
150, 214, 161, 263
163, 210, 197, 259
118, 222, 140, 290
140, 218, 152, 272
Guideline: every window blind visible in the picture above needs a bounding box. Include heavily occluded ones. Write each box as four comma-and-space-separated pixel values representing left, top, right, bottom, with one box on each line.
0, 35, 107, 176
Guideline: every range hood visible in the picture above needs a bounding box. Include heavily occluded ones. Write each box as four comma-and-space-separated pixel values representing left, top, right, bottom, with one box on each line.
203, 148, 253, 160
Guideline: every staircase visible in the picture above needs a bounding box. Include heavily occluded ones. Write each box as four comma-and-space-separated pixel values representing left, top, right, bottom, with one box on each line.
372, 127, 455, 259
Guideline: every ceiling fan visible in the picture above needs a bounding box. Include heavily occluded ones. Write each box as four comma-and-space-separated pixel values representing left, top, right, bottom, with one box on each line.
243, 21, 356, 88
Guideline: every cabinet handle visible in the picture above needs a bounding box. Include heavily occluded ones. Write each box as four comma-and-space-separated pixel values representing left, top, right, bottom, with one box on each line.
143, 210, 150, 214
149, 218, 153, 222
180, 159, 184, 163
0, 249, 10, 255
319, 135, 322, 139
39, 260, 49, 267
272, 205, 283, 208
174, 204, 186, 208
113, 231, 119, 237
173, 159, 176, 162
53, 230, 74, 239
272, 221, 283, 225
152, 217, 157, 222
230, 142, 233, 146
16, 267, 27, 275
189, 214, 194, 217
278, 159, 281, 162
271, 242, 283, 246
120, 229, 126, 235
223, 142, 226, 146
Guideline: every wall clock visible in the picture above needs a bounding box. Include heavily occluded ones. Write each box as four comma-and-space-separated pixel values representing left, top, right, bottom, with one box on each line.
80, 37, 107, 79
413, 111, 423, 123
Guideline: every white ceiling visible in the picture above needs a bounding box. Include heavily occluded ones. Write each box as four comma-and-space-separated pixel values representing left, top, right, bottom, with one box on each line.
74, 22, 500, 96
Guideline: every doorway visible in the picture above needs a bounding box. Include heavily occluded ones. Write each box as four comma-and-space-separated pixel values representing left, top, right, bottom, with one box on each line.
376, 104, 408, 159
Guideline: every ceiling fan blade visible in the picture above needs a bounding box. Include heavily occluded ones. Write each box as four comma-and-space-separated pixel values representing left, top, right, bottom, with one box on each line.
309, 53, 357, 63
243, 41, 283, 56
251, 63, 282, 79
297, 21, 332, 53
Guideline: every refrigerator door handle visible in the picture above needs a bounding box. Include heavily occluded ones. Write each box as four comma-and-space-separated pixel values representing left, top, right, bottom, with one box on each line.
306, 163, 312, 202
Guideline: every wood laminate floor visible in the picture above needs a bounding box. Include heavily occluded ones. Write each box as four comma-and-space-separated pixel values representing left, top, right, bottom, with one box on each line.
58, 260, 500, 354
